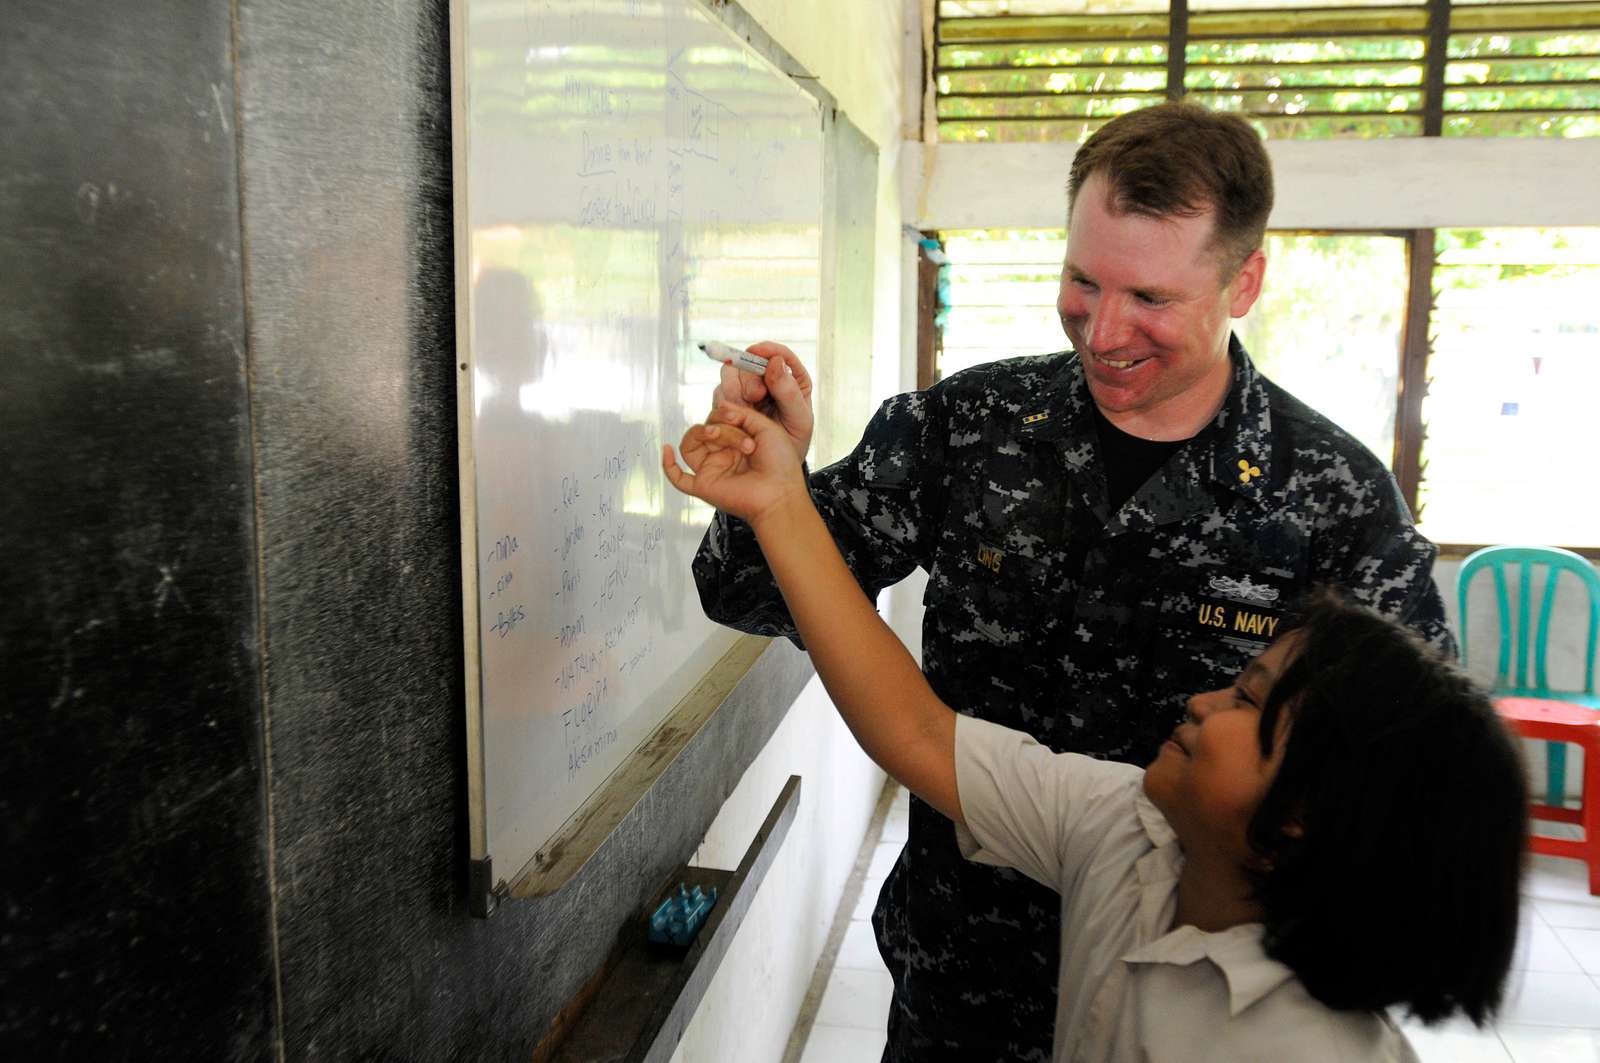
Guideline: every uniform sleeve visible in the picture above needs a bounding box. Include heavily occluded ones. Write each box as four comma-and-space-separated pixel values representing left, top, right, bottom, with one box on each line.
1310, 468, 1457, 660
691, 387, 948, 645
953, 715, 1144, 892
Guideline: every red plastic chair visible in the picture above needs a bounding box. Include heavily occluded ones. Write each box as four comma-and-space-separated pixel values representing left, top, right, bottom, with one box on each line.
1497, 697, 1600, 895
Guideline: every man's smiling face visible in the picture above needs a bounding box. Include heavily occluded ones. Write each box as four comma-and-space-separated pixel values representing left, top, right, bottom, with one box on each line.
1057, 171, 1266, 441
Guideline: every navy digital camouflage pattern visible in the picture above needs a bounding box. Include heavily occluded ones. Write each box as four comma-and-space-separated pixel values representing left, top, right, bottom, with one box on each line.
693, 339, 1453, 1062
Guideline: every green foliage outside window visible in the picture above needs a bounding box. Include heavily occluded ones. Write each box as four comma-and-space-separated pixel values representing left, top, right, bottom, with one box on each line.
1232, 234, 1408, 468
1419, 228, 1600, 546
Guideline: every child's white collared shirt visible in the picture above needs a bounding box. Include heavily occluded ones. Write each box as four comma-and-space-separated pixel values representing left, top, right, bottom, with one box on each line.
954, 714, 1422, 1063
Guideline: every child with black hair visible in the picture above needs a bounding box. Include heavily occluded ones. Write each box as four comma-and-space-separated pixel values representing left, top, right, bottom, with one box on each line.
664, 402, 1527, 1062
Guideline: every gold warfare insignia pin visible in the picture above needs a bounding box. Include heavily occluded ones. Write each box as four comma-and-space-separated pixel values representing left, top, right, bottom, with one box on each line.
1237, 458, 1262, 484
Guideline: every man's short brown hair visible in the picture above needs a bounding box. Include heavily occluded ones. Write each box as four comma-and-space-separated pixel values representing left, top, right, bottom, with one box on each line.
1067, 102, 1274, 277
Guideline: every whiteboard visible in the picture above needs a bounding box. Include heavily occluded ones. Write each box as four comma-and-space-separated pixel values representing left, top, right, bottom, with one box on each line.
450, 0, 824, 895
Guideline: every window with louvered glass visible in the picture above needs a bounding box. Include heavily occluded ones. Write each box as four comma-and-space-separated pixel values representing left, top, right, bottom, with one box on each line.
933, 1, 1600, 140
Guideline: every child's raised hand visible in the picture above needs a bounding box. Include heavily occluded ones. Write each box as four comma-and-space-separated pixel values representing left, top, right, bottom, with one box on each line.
662, 403, 808, 526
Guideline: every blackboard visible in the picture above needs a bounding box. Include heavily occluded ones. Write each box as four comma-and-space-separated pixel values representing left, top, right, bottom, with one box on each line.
450, 0, 827, 900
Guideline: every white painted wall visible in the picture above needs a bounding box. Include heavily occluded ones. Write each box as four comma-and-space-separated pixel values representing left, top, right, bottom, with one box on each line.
669, 2, 908, 1060
671, 677, 884, 1063
904, 138, 1600, 231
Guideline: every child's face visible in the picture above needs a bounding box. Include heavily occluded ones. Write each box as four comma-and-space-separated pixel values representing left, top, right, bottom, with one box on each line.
1142, 633, 1300, 868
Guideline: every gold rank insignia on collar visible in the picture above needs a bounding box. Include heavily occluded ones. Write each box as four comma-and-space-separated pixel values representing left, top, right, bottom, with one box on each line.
1237, 458, 1262, 484
1021, 412, 1050, 427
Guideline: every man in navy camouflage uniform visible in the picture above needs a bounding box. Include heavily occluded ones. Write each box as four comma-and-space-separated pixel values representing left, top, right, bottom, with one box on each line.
691, 103, 1453, 1061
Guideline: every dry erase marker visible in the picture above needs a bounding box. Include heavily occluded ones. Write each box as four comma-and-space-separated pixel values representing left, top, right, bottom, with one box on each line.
699, 341, 769, 375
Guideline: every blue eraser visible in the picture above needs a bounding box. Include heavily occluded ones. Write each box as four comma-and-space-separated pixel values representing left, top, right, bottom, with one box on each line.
648, 882, 720, 946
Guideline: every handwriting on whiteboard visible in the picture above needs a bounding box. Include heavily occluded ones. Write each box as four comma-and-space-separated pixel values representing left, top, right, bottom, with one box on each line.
480, 434, 657, 787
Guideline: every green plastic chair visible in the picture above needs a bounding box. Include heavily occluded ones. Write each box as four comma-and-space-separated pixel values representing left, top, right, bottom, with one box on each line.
1458, 545, 1600, 807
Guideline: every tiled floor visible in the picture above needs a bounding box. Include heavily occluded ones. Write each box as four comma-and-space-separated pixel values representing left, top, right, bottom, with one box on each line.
793, 787, 1600, 1063
792, 785, 905, 1063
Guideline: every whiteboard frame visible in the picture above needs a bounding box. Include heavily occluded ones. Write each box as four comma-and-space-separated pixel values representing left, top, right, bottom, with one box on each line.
448, 0, 845, 914
447, 0, 492, 907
